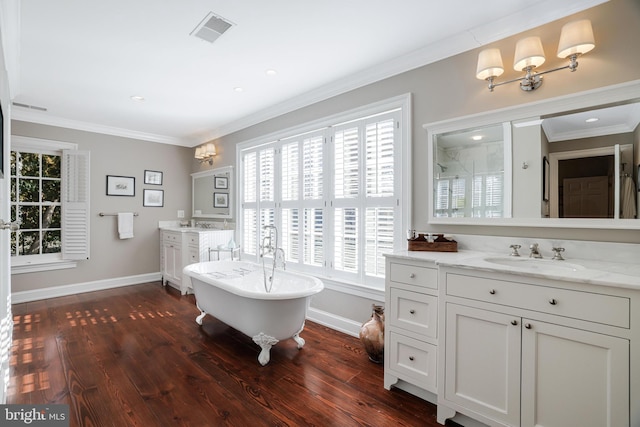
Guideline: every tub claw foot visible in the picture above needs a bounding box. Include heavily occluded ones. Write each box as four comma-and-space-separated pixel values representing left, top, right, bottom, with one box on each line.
293, 333, 305, 349
195, 303, 206, 325
253, 333, 279, 366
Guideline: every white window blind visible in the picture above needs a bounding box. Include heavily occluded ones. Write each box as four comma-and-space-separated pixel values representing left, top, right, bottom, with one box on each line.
62, 150, 90, 260
239, 100, 406, 289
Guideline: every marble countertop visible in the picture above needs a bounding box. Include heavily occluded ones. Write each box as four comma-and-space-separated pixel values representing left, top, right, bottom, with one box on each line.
160, 226, 233, 233
387, 250, 640, 290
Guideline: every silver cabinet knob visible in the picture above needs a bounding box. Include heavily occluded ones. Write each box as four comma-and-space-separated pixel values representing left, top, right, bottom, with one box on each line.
409, 309, 415, 314
489, 289, 496, 295
409, 273, 415, 278
409, 356, 415, 361
525, 323, 532, 329
511, 320, 518, 326
549, 298, 557, 305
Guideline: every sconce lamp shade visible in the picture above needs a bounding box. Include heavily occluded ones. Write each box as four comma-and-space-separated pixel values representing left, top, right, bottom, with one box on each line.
557, 19, 595, 58
205, 143, 216, 156
514, 36, 546, 71
476, 48, 505, 80
194, 146, 203, 159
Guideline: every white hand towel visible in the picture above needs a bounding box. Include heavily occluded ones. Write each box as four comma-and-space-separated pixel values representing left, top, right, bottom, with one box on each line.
117, 212, 134, 239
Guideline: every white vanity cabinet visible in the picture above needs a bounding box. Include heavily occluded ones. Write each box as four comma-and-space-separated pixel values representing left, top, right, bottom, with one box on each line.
384, 255, 439, 398
438, 267, 632, 427
160, 228, 235, 294
161, 231, 183, 289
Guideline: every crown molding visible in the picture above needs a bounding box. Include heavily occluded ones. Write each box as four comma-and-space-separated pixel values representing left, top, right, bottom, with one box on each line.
11, 107, 195, 146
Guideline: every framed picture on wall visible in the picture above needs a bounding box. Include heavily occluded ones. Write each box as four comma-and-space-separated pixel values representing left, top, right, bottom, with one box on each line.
214, 176, 228, 189
106, 175, 135, 196
143, 189, 164, 207
213, 192, 228, 208
144, 170, 163, 185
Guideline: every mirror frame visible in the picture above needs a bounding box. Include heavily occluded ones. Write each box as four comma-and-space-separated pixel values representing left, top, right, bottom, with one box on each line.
424, 79, 640, 229
191, 165, 234, 219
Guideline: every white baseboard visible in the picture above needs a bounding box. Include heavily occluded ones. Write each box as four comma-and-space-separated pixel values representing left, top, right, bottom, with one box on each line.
307, 306, 362, 338
11, 272, 163, 304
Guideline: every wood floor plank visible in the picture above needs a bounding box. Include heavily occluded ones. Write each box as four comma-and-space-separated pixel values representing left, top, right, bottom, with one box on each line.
9, 282, 460, 427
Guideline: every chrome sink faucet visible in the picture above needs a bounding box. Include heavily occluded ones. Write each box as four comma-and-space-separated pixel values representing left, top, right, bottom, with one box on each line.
551, 247, 565, 261
509, 244, 521, 256
529, 243, 543, 259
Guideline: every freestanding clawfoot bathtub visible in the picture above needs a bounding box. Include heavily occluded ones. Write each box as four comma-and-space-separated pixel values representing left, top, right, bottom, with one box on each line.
183, 261, 324, 365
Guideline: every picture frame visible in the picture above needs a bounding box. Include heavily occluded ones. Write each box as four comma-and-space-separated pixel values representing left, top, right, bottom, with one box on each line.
542, 156, 550, 202
214, 176, 228, 189
144, 170, 163, 185
143, 189, 164, 207
213, 192, 229, 208
106, 175, 135, 196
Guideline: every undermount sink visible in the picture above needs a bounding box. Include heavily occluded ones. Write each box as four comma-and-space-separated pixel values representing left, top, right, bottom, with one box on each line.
483, 256, 586, 273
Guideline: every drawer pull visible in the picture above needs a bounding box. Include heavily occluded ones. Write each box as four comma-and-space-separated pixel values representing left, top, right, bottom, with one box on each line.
409, 273, 416, 278
511, 320, 518, 326
409, 356, 415, 361
489, 289, 496, 295
409, 309, 415, 315
549, 298, 557, 305
525, 323, 532, 329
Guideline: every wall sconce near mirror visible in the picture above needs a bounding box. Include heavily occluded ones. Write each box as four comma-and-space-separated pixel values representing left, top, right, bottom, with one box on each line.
476, 19, 595, 92
195, 142, 217, 165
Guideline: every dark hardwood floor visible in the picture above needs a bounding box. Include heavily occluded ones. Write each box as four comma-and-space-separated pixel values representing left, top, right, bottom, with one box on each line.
9, 282, 456, 426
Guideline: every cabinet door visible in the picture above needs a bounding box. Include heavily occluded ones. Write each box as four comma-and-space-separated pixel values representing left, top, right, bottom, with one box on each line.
162, 242, 175, 279
445, 303, 521, 426
521, 320, 629, 427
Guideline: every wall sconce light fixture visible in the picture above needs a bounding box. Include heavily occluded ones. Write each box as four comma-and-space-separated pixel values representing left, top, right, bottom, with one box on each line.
476, 19, 595, 92
195, 142, 216, 165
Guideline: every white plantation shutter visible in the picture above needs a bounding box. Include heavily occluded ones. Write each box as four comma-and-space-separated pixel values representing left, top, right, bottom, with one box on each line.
365, 119, 395, 198
62, 150, 90, 260
303, 136, 323, 200
365, 207, 394, 276
238, 99, 406, 288
243, 152, 257, 203
334, 126, 360, 199
281, 142, 299, 201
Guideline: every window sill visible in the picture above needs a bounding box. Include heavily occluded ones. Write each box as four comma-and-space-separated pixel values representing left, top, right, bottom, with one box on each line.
12, 260, 78, 275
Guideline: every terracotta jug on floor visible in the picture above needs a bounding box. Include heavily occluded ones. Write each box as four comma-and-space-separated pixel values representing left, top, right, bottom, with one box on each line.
359, 304, 385, 363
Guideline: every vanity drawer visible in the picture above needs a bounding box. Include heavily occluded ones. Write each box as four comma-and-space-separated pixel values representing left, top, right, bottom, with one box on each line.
389, 262, 437, 289
389, 287, 437, 338
388, 331, 437, 392
186, 233, 201, 246
163, 231, 181, 243
446, 273, 630, 328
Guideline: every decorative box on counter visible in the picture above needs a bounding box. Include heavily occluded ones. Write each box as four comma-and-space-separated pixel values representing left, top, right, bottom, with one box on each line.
407, 233, 458, 252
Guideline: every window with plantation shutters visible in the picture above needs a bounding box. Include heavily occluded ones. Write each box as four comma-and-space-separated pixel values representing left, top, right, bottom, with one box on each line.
239, 98, 407, 289
10, 136, 90, 271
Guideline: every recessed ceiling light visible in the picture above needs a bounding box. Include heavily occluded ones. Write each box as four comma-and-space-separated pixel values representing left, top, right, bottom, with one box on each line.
234, 87, 244, 93
265, 69, 277, 76
471, 135, 483, 141
130, 95, 145, 102
585, 117, 599, 123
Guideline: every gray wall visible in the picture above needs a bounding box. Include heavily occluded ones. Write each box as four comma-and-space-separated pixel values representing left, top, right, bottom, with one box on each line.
10, 122, 193, 293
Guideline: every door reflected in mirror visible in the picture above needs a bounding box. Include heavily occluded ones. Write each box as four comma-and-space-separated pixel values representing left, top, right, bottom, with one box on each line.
432, 122, 511, 218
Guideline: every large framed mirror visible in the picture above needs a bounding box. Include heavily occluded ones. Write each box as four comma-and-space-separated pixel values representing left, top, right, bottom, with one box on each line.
192, 166, 234, 219
425, 79, 640, 229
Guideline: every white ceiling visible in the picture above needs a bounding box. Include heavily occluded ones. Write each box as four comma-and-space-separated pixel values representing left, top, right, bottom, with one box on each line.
5, 0, 607, 147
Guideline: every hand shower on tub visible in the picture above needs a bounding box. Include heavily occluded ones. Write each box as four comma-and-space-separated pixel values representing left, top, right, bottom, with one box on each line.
260, 225, 286, 293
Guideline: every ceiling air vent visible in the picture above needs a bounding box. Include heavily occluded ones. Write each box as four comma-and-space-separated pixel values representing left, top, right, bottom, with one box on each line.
190, 12, 234, 44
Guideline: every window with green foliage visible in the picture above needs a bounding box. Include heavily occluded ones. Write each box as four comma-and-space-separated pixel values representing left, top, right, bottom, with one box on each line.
10, 150, 62, 257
